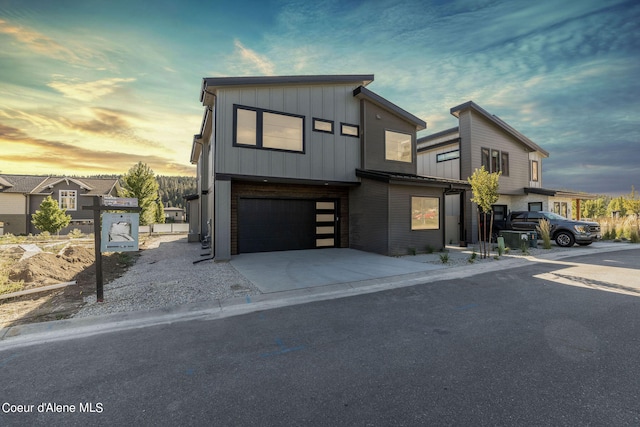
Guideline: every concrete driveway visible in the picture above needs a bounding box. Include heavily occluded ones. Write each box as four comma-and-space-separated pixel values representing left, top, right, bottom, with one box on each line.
230, 248, 444, 293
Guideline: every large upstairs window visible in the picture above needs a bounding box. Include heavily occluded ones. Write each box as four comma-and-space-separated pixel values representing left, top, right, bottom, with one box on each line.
234, 105, 304, 153
385, 130, 412, 163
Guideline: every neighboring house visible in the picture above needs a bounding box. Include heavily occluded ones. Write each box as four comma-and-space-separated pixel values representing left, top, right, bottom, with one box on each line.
190, 75, 470, 260
417, 101, 596, 244
164, 207, 185, 223
0, 175, 120, 235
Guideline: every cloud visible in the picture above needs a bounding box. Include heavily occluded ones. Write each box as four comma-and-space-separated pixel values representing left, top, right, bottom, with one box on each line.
47, 77, 136, 102
0, 122, 193, 175
0, 18, 80, 63
231, 40, 275, 75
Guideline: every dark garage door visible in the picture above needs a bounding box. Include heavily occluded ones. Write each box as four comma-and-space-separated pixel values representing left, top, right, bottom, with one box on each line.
238, 198, 316, 253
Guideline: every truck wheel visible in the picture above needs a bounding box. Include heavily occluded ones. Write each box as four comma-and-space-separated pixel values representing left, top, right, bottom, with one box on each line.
555, 231, 575, 247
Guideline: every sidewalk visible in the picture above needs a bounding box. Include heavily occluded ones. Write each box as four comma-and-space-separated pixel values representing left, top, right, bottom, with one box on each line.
1, 240, 638, 349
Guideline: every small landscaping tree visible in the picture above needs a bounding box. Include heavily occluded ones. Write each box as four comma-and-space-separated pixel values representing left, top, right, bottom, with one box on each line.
31, 196, 71, 235
468, 166, 501, 259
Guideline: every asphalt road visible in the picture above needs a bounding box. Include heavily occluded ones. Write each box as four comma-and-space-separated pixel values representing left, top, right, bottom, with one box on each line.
1, 249, 639, 426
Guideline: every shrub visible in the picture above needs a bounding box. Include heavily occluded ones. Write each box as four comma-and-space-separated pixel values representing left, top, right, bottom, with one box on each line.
69, 228, 84, 239
439, 253, 450, 264
408, 247, 416, 256
468, 251, 478, 264
425, 245, 434, 254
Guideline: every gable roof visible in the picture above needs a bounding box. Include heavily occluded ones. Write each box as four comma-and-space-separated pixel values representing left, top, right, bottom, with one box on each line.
353, 86, 426, 130
0, 175, 118, 196
201, 74, 375, 106
450, 101, 549, 157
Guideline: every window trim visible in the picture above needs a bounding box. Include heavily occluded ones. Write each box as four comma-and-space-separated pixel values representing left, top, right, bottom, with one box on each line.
312, 118, 334, 134
340, 122, 359, 138
233, 104, 305, 153
411, 196, 440, 231
531, 160, 539, 182
481, 147, 509, 175
59, 190, 77, 211
385, 129, 413, 163
436, 149, 460, 163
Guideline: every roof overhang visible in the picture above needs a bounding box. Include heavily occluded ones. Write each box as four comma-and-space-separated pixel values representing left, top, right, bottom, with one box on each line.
524, 187, 599, 200
201, 74, 375, 106
216, 173, 359, 187
356, 169, 470, 190
190, 134, 203, 164
353, 86, 426, 131
450, 101, 549, 157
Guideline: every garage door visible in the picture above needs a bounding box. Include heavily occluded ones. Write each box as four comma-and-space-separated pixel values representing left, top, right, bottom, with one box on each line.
238, 198, 338, 253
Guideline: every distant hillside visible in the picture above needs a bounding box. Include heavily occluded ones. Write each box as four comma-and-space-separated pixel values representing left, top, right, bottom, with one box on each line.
156, 175, 197, 208
83, 174, 197, 209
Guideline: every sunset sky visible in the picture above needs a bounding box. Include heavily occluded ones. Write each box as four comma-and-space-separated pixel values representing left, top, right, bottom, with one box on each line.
0, 0, 638, 195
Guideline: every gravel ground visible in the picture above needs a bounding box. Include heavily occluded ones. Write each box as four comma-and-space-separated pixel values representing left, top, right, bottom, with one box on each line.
74, 234, 259, 318
73, 235, 618, 318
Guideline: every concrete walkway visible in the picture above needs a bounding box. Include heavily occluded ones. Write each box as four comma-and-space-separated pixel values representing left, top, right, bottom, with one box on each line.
230, 248, 443, 293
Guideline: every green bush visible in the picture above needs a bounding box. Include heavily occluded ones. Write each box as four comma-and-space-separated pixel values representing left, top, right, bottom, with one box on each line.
439, 253, 450, 264
69, 228, 84, 239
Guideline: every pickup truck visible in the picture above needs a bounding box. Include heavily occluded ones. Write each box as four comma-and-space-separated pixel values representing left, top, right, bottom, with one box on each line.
493, 211, 601, 247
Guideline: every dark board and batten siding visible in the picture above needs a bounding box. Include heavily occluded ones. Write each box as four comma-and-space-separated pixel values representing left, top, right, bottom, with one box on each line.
388, 184, 444, 256
349, 178, 389, 255
215, 85, 361, 183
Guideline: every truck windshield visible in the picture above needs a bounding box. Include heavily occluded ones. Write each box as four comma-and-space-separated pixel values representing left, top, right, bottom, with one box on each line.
543, 212, 566, 220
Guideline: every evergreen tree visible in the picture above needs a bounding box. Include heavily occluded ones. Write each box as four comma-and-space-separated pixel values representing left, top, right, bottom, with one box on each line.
119, 162, 161, 225
31, 196, 71, 234
155, 199, 165, 224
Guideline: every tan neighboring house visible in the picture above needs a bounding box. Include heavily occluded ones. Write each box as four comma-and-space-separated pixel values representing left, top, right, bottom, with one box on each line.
0, 175, 119, 235
417, 101, 596, 244
164, 207, 185, 223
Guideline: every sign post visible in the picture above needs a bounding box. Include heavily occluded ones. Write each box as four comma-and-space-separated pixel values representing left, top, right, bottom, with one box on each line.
83, 196, 141, 302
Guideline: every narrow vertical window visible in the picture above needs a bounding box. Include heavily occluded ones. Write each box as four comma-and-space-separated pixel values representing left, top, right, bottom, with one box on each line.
236, 108, 257, 146
531, 160, 539, 182
481, 148, 490, 171
501, 152, 509, 176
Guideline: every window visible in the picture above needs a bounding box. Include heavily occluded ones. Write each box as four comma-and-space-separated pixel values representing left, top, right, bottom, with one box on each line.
313, 118, 334, 134
531, 160, 539, 182
492, 205, 507, 222
234, 105, 304, 152
385, 130, 412, 163
481, 148, 490, 170
411, 197, 439, 230
59, 190, 77, 211
340, 123, 359, 137
501, 152, 509, 176
528, 202, 543, 211
481, 147, 509, 175
436, 150, 460, 162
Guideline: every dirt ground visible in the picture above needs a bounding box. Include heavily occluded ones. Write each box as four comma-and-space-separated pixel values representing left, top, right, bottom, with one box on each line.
0, 241, 142, 329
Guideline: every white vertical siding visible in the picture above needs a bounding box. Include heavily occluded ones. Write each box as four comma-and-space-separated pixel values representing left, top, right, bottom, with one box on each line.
417, 142, 460, 179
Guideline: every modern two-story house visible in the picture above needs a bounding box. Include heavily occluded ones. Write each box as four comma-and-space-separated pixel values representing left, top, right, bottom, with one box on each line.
190, 75, 470, 260
417, 101, 595, 244
0, 175, 119, 235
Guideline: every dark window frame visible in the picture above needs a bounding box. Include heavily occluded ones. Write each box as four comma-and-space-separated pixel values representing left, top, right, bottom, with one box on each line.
528, 202, 543, 211
312, 118, 334, 134
481, 147, 509, 175
233, 104, 306, 153
340, 122, 360, 138
436, 149, 460, 163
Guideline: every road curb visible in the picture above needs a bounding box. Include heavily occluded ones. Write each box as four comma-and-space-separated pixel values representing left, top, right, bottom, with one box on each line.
1, 243, 637, 350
